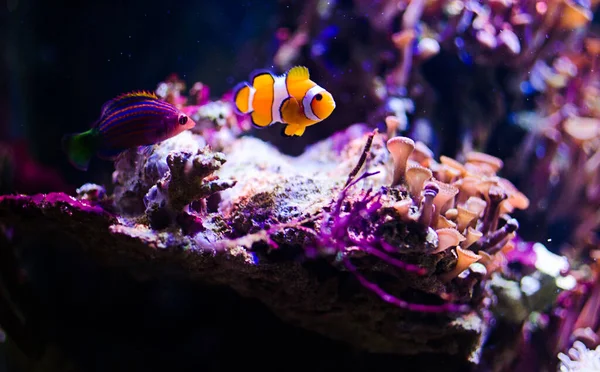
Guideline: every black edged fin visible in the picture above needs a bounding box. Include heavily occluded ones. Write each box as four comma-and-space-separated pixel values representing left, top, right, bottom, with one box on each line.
249, 69, 274, 87
279, 96, 302, 125
280, 126, 293, 137
279, 96, 291, 124
250, 116, 267, 130
232, 82, 253, 115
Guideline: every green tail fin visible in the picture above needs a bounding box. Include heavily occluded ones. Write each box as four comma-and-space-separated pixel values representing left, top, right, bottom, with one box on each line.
61, 129, 99, 171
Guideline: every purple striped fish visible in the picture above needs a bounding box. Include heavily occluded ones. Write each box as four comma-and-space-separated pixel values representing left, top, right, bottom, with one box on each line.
62, 90, 196, 171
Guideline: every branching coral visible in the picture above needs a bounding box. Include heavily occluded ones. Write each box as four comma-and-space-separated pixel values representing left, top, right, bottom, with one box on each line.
144, 148, 236, 230
308, 171, 469, 313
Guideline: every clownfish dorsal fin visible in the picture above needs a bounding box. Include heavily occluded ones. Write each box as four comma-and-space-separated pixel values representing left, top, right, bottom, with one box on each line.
100, 90, 159, 117
286, 66, 310, 83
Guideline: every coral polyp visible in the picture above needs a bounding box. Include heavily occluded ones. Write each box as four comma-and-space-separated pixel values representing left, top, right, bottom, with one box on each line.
559, 341, 600, 372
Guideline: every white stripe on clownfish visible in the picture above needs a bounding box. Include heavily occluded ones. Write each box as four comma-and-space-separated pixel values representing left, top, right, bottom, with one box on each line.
302, 85, 325, 122
247, 86, 256, 112
272, 75, 289, 124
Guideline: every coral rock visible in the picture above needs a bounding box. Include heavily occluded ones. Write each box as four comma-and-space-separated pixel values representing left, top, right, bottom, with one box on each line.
0, 126, 492, 367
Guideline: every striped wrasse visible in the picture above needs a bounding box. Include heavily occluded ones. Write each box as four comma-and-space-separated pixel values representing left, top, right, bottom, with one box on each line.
62, 91, 196, 171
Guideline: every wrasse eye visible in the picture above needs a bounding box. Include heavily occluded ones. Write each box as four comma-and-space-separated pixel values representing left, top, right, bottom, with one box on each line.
315, 94, 323, 101
178, 114, 188, 125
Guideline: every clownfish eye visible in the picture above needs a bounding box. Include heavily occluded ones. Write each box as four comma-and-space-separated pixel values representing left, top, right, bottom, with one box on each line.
178, 114, 188, 125
315, 93, 323, 101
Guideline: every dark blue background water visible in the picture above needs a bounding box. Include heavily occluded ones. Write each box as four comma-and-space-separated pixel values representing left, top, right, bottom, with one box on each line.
1, 0, 277, 189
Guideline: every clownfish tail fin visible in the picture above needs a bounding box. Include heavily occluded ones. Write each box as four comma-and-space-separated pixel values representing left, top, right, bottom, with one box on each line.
233, 82, 254, 115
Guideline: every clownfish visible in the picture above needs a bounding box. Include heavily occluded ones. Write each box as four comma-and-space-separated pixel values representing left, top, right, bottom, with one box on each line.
62, 91, 196, 171
232, 66, 336, 137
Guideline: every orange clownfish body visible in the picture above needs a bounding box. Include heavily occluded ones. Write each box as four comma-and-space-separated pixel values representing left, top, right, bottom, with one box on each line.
232, 66, 336, 137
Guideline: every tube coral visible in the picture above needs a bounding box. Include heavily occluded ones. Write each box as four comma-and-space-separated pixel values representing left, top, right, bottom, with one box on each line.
285, 129, 531, 318
405, 164, 432, 201
386, 136, 415, 186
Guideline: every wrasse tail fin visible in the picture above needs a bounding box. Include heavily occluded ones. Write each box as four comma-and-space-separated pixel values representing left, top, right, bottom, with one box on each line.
61, 129, 100, 171
233, 82, 252, 114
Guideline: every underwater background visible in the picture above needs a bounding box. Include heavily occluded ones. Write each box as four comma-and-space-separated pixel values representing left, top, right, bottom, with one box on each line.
2, 0, 600, 371
2, 0, 278, 191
